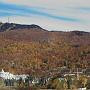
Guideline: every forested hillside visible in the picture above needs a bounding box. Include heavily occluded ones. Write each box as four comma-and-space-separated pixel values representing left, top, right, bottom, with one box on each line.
0, 23, 90, 76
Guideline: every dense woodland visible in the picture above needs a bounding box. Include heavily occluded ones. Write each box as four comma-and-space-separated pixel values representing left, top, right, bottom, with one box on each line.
0, 23, 90, 76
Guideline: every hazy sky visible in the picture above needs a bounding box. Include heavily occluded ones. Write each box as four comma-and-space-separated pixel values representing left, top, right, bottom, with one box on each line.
0, 0, 90, 31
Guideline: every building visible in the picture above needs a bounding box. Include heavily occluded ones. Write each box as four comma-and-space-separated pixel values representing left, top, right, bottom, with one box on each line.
0, 69, 15, 79
0, 69, 28, 80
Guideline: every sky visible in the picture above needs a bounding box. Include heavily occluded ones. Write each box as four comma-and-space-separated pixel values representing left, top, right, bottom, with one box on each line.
0, 0, 90, 32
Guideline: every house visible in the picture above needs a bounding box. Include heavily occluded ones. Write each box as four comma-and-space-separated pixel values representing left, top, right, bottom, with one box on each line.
0, 69, 29, 80
15, 74, 29, 81
0, 69, 15, 79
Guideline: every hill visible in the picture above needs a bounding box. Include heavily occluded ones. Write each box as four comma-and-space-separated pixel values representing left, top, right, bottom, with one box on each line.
0, 23, 90, 75
0, 22, 44, 32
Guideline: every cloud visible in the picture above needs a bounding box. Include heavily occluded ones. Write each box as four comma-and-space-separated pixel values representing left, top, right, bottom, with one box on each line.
76, 7, 90, 12
0, 0, 90, 32
1, 0, 90, 8
1, 16, 89, 32
0, 2, 80, 22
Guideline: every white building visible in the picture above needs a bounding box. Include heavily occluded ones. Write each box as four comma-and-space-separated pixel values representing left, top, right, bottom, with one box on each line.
15, 74, 29, 81
0, 69, 15, 79
0, 69, 28, 80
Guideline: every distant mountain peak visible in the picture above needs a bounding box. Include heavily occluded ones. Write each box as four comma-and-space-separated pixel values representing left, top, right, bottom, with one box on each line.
0, 23, 43, 32
70, 30, 89, 36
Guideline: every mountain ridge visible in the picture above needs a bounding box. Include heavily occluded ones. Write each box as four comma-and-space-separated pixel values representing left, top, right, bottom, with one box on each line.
0, 22, 45, 32
0, 22, 90, 74
0, 22, 90, 33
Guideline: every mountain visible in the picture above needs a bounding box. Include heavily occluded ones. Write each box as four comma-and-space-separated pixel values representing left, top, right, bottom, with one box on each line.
0, 22, 44, 32
0, 22, 90, 74
0, 23, 90, 44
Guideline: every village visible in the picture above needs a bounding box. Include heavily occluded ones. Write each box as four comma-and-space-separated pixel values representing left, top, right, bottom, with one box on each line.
0, 66, 90, 90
